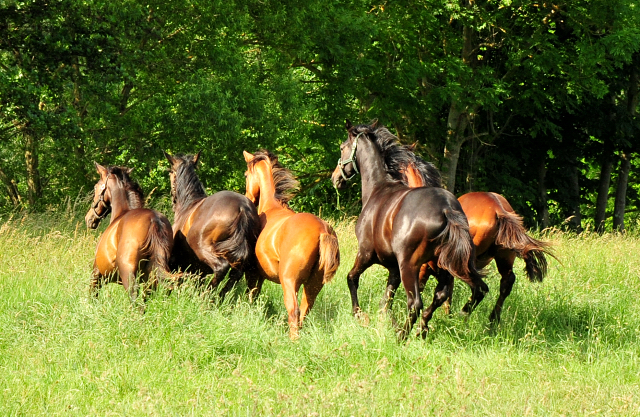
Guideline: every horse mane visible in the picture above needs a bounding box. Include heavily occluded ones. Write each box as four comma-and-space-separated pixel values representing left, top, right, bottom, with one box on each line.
247, 149, 299, 205
355, 124, 442, 188
171, 154, 207, 211
106, 166, 145, 209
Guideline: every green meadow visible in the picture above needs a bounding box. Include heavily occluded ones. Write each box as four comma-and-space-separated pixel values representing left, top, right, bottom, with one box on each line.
1, 212, 639, 416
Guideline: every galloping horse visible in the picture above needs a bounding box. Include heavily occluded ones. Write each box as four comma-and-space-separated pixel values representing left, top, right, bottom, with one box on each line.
243, 150, 340, 339
85, 163, 174, 306
331, 121, 488, 339
164, 152, 260, 298
400, 157, 554, 323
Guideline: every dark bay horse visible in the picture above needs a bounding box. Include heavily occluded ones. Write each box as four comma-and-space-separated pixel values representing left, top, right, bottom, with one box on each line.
400, 159, 554, 323
85, 163, 174, 305
244, 150, 340, 339
331, 121, 488, 339
164, 152, 260, 298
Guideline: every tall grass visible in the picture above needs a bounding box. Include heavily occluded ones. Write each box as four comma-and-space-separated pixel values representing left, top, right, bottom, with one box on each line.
0, 214, 639, 415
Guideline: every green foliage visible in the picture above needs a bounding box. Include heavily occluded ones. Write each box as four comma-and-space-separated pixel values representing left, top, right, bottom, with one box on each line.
0, 0, 639, 230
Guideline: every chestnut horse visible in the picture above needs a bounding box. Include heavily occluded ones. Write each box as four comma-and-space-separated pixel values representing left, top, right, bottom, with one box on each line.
400, 156, 554, 323
243, 150, 340, 339
164, 152, 260, 299
332, 121, 488, 339
85, 163, 174, 306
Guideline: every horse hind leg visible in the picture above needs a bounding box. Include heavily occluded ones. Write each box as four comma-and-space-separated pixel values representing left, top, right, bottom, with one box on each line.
488, 252, 517, 324
419, 269, 454, 339
281, 278, 302, 340
218, 267, 243, 302
299, 270, 324, 327
397, 263, 423, 341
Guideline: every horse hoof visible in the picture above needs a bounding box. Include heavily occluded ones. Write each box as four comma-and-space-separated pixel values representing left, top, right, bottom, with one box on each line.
356, 311, 370, 326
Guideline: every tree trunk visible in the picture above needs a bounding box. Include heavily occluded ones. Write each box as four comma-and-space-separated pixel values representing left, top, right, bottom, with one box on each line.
537, 154, 549, 229
594, 152, 614, 233
0, 165, 21, 206
568, 162, 583, 233
24, 130, 42, 207
442, 102, 469, 192
613, 151, 631, 232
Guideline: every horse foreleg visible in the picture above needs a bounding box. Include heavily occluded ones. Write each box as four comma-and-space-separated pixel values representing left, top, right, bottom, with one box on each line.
347, 250, 374, 316
488, 253, 517, 324
419, 270, 454, 338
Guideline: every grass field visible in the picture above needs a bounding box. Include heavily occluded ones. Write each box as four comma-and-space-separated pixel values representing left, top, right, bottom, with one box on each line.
1, 211, 639, 416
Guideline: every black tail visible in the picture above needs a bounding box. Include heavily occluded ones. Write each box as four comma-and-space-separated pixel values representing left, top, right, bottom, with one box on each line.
435, 209, 488, 293
214, 203, 260, 270
142, 214, 174, 283
495, 210, 555, 282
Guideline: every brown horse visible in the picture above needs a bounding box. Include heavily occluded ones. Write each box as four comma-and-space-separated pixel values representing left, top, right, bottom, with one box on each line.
85, 163, 174, 306
164, 152, 260, 299
400, 157, 554, 323
332, 121, 488, 339
243, 150, 340, 339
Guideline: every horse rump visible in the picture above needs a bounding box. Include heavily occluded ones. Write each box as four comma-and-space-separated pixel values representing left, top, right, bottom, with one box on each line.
434, 209, 488, 293
213, 203, 260, 270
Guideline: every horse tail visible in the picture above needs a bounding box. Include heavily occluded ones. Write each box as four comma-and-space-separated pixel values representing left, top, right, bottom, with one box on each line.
435, 209, 488, 293
143, 214, 174, 283
215, 203, 260, 270
318, 229, 340, 284
495, 210, 554, 282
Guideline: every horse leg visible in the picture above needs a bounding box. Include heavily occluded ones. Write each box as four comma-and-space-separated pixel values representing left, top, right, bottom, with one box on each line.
218, 267, 243, 302
397, 263, 422, 341
488, 252, 517, 324
116, 256, 142, 310
245, 269, 265, 303
89, 266, 103, 298
299, 270, 324, 327
379, 266, 401, 313
419, 270, 454, 338
281, 278, 302, 340
347, 250, 374, 316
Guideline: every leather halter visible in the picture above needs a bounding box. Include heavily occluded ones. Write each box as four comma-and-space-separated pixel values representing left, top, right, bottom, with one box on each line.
337, 132, 364, 181
91, 174, 112, 220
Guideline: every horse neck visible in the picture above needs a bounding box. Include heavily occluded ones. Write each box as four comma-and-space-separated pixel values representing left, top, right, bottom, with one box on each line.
358, 138, 390, 205
255, 162, 284, 215
173, 169, 206, 218
405, 164, 425, 188
108, 184, 134, 223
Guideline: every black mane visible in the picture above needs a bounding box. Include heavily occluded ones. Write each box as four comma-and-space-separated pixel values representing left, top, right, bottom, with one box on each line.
353, 124, 442, 188
172, 154, 207, 211
106, 166, 144, 209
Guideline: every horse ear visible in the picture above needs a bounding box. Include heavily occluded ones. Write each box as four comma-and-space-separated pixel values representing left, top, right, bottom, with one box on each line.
370, 119, 378, 129
243, 150, 254, 163
163, 150, 175, 167
94, 161, 107, 178
192, 151, 201, 165
407, 142, 417, 152
125, 167, 134, 175
345, 119, 353, 130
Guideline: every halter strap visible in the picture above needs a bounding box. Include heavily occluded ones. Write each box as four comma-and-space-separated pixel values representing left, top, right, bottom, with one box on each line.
337, 132, 364, 181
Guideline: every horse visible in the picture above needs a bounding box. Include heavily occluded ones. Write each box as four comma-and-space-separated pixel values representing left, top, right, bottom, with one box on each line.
243, 150, 340, 339
164, 152, 260, 299
331, 120, 488, 339
399, 156, 554, 323
85, 162, 174, 307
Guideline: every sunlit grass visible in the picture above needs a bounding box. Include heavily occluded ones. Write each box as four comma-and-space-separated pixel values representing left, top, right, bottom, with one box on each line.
0, 214, 639, 415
